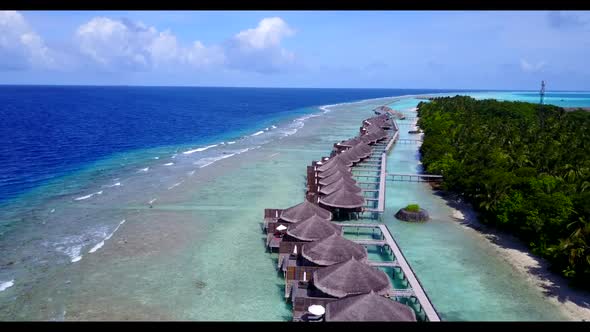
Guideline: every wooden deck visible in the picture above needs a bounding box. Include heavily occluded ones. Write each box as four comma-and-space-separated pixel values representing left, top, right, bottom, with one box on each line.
339, 223, 441, 322
386, 173, 443, 182
396, 138, 423, 144
262, 111, 443, 322
379, 224, 441, 321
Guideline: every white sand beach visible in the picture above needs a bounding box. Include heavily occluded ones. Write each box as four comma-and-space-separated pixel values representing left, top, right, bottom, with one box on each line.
448, 196, 590, 321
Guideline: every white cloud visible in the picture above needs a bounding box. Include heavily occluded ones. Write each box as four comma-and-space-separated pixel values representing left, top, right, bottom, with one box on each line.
0, 10, 56, 70
234, 17, 294, 49
76, 17, 224, 71
520, 59, 546, 73
1, 14, 297, 75
225, 17, 297, 73
75, 16, 297, 74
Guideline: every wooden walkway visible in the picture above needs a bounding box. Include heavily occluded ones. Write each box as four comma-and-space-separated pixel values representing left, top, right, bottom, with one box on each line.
386, 173, 443, 182
379, 224, 441, 321
396, 139, 423, 144
339, 223, 441, 322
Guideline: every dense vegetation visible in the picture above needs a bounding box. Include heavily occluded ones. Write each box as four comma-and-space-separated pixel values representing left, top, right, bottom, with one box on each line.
417, 96, 590, 286
405, 204, 421, 212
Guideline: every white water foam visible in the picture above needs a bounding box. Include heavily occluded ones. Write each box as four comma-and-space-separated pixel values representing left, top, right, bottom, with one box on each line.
103, 182, 121, 188
251, 131, 265, 137
138, 167, 149, 172
188, 170, 196, 176
74, 190, 102, 201
183, 144, 219, 155
154, 157, 160, 160
227, 141, 236, 145
168, 181, 184, 190
194, 146, 259, 169
50, 208, 55, 213
171, 154, 178, 159
197, 154, 236, 168
164, 162, 174, 166
271, 125, 277, 129
74, 193, 94, 201
0, 280, 15, 292
88, 220, 126, 254
278, 113, 322, 137
58, 241, 84, 263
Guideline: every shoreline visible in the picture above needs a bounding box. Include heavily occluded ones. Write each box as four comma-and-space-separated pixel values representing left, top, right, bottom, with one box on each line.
433, 189, 590, 321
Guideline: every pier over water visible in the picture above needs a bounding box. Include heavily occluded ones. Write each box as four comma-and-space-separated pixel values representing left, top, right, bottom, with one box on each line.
262, 104, 440, 322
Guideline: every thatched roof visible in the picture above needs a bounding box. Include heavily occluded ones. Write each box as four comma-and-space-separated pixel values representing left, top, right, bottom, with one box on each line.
360, 134, 377, 144
318, 170, 355, 186
286, 215, 341, 242
319, 187, 365, 209
280, 200, 333, 223
325, 291, 417, 321
313, 257, 392, 298
338, 150, 361, 163
319, 178, 361, 196
317, 164, 351, 179
348, 144, 372, 159
339, 137, 362, 148
301, 233, 367, 266
317, 155, 352, 172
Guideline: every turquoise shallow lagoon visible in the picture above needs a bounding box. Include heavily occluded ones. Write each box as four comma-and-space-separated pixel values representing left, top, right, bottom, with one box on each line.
0, 91, 588, 320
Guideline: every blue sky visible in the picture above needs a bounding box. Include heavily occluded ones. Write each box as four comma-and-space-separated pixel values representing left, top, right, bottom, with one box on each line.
1, 10, 589, 90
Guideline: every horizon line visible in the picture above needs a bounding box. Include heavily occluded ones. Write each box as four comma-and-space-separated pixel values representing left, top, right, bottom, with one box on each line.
0, 83, 588, 93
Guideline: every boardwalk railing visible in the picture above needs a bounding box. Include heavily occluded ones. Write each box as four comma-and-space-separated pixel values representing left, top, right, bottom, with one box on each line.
335, 222, 441, 322
381, 224, 441, 322
386, 173, 443, 182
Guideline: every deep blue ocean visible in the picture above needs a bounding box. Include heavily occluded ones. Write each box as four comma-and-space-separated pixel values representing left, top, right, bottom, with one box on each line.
0, 86, 461, 203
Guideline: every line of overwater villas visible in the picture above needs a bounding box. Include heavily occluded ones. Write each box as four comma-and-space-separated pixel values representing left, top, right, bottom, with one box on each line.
261, 109, 429, 322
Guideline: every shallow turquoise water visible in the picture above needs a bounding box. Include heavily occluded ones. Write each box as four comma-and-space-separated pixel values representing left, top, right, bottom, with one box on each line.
0, 91, 587, 320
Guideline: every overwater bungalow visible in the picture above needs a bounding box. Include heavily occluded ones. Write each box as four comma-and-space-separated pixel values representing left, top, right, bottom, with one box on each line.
282, 233, 369, 301
290, 257, 394, 320
313, 257, 393, 298
337, 150, 362, 164
280, 199, 333, 223
336, 137, 363, 148
324, 291, 417, 322
319, 187, 365, 210
317, 164, 352, 179
318, 170, 355, 186
301, 233, 368, 266
317, 155, 353, 172
262, 107, 437, 322
319, 178, 362, 196
286, 216, 341, 242
275, 214, 341, 268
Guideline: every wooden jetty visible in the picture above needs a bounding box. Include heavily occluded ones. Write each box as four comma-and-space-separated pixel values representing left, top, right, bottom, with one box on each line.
386, 173, 443, 182
396, 138, 423, 144
335, 223, 441, 322
262, 105, 442, 322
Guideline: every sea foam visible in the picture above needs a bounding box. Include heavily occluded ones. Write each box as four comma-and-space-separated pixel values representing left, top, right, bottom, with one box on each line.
183, 144, 218, 155
88, 219, 126, 254
251, 131, 265, 136
0, 280, 15, 292
168, 181, 184, 190
74, 190, 102, 201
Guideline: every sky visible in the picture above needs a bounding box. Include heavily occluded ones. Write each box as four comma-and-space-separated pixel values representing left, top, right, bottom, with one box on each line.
1, 10, 589, 90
